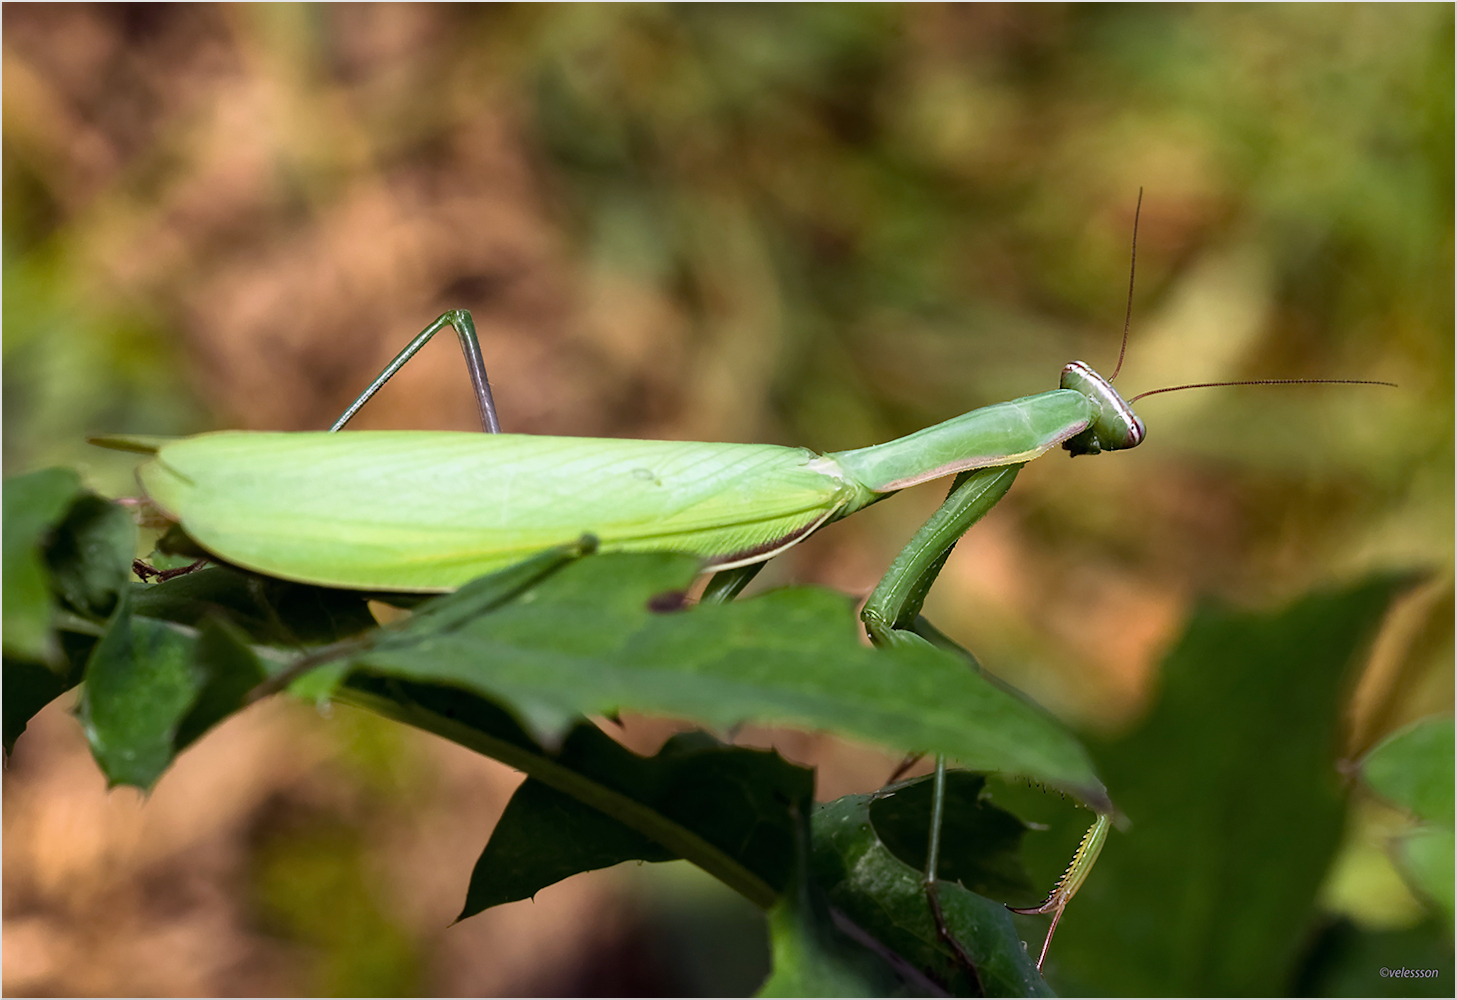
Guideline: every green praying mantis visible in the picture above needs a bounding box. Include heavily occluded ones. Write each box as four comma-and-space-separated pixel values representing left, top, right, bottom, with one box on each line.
96, 198, 1393, 978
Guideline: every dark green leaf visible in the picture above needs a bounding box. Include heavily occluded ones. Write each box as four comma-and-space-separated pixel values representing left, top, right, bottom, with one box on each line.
78, 593, 204, 789
1357, 716, 1456, 924
1393, 825, 1455, 926
173, 619, 269, 751
340, 670, 809, 917
465, 777, 675, 913
357, 553, 1106, 806
811, 791, 1053, 997
869, 772, 1034, 900
759, 805, 918, 997
44, 494, 136, 620
238, 542, 601, 705
1359, 716, 1455, 825
1043, 575, 1411, 996
460, 726, 811, 919
132, 565, 377, 647
3, 629, 95, 753
4, 658, 75, 752
2, 467, 83, 663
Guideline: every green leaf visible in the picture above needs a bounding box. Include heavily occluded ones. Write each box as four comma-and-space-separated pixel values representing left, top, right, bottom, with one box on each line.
1, 471, 134, 751
4, 658, 75, 752
1357, 716, 1455, 925
241, 541, 603, 705
3, 630, 94, 753
464, 774, 676, 912
2, 467, 83, 664
1041, 575, 1411, 996
811, 791, 1053, 997
351, 670, 1045, 994
355, 553, 1106, 805
77, 593, 204, 789
1393, 825, 1456, 927
45, 494, 136, 620
401, 537, 597, 636
869, 772, 1034, 900
1359, 716, 1455, 825
460, 727, 811, 919
173, 619, 268, 751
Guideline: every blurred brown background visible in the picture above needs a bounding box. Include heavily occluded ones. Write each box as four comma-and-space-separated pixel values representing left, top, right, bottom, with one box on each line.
3, 4, 1451, 995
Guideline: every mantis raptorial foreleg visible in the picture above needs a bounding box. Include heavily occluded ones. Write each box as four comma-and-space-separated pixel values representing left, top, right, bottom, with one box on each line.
857, 462, 1107, 976
1008, 812, 1111, 969
701, 467, 1027, 991
860, 466, 1020, 647
857, 465, 1019, 989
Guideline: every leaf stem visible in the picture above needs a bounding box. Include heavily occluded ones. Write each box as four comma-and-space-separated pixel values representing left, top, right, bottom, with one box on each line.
333, 681, 780, 910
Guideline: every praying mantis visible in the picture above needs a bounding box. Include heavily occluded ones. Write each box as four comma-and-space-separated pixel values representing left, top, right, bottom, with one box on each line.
97, 198, 1392, 979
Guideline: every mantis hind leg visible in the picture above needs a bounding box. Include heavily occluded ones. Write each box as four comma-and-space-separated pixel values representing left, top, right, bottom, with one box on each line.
329, 309, 501, 433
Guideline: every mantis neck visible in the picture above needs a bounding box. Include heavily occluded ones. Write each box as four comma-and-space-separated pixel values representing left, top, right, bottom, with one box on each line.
826, 388, 1093, 494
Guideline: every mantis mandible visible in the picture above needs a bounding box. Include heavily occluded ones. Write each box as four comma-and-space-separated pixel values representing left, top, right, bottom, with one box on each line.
97, 195, 1391, 977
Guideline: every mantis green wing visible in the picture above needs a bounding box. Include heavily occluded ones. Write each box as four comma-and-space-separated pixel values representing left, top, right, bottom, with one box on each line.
137, 431, 866, 592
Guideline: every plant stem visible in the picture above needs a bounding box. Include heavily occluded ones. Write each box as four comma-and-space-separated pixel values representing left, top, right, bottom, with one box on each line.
334, 680, 780, 910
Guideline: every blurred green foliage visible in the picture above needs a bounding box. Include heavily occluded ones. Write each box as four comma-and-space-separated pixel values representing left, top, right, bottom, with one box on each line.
250, 809, 423, 997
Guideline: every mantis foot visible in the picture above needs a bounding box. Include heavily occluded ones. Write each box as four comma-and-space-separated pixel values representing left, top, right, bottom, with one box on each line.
884, 750, 925, 787
132, 557, 207, 583
1006, 896, 1065, 971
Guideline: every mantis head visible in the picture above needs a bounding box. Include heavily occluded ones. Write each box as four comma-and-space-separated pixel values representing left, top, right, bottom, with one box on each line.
1059, 361, 1146, 456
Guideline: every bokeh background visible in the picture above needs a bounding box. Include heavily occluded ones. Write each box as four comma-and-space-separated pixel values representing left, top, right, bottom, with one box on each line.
4, 4, 1451, 995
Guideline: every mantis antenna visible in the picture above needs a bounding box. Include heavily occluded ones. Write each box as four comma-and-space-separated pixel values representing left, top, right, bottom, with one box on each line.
1129, 377, 1397, 401
1108, 189, 1395, 400
1107, 187, 1142, 383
